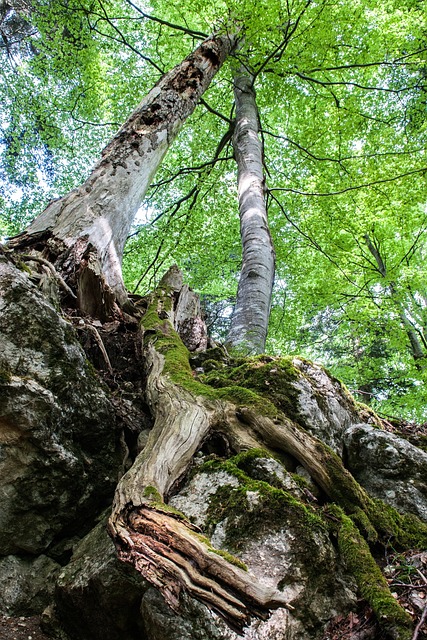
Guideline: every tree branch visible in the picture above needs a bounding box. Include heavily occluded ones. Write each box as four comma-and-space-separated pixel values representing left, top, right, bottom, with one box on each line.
123, 0, 208, 39
269, 167, 427, 197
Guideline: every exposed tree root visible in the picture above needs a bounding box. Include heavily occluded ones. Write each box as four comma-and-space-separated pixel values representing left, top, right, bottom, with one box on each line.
109, 268, 426, 639
110, 504, 293, 633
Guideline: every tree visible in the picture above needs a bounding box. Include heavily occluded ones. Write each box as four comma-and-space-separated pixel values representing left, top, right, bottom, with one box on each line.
225, 65, 275, 354
8, 31, 236, 315
1, 4, 427, 639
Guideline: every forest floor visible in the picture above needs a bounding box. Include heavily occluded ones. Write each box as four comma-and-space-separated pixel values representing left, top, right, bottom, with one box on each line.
0, 616, 49, 640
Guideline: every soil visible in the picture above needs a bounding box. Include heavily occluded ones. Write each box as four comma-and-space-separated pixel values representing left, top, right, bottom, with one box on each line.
0, 616, 50, 640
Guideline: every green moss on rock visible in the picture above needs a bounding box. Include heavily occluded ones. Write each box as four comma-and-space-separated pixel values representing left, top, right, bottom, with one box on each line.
327, 506, 412, 640
208, 548, 248, 571
200, 356, 301, 421
202, 456, 325, 552
0, 368, 12, 384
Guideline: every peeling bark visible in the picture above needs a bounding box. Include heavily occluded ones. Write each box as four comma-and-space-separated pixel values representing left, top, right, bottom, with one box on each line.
226, 67, 275, 354
8, 34, 236, 315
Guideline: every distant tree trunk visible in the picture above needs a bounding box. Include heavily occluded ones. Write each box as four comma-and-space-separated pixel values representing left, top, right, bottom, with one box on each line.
364, 234, 425, 362
8, 33, 236, 318
226, 67, 275, 354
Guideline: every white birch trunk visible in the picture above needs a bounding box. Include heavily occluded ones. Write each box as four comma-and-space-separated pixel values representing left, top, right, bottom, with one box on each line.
226, 68, 275, 354
9, 34, 235, 315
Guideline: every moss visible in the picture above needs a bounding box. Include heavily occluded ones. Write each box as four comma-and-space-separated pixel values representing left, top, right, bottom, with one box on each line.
203, 359, 225, 372
200, 356, 301, 420
291, 473, 310, 489
323, 444, 427, 548
143, 485, 163, 502
231, 447, 276, 467
141, 297, 217, 399
202, 457, 325, 552
327, 505, 412, 640
355, 401, 383, 427
366, 499, 427, 549
0, 368, 12, 384
215, 386, 278, 418
140, 296, 284, 417
142, 485, 190, 520
16, 260, 32, 274
350, 508, 378, 543
323, 446, 370, 511
208, 548, 248, 571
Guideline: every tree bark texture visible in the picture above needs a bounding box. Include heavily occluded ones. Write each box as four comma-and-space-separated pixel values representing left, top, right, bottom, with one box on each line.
8, 33, 236, 315
109, 269, 293, 631
226, 68, 275, 354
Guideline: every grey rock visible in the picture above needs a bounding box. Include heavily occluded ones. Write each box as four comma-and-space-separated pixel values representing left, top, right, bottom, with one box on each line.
0, 260, 121, 554
141, 589, 228, 640
241, 457, 304, 495
165, 467, 356, 640
292, 358, 358, 454
344, 423, 427, 521
0, 554, 60, 615
55, 514, 149, 640
169, 470, 239, 527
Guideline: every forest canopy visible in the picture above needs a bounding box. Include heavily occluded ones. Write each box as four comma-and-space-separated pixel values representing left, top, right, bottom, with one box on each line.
1, 0, 427, 418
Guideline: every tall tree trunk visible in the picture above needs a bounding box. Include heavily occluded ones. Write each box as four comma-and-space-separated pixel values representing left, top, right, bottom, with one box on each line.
226, 67, 275, 354
8, 33, 236, 318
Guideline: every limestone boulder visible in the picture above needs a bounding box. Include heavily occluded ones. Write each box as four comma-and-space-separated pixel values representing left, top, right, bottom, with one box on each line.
291, 358, 360, 454
0, 554, 60, 615
344, 424, 427, 522
167, 462, 356, 640
54, 515, 149, 640
0, 259, 121, 554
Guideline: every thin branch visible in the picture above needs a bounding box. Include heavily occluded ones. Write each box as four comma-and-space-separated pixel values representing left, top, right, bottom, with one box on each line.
253, 0, 312, 81
294, 70, 415, 94
268, 190, 360, 289
412, 600, 427, 640
124, 0, 208, 39
89, 10, 164, 74
199, 98, 232, 124
150, 155, 233, 190
305, 47, 427, 73
132, 239, 165, 293
261, 128, 342, 163
20, 255, 77, 299
395, 222, 427, 271
269, 167, 427, 197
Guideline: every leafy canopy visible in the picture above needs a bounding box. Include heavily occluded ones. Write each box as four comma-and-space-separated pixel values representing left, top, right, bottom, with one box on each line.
1, 0, 427, 418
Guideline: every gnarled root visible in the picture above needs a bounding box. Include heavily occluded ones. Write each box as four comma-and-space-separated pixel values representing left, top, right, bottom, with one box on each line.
109, 503, 293, 633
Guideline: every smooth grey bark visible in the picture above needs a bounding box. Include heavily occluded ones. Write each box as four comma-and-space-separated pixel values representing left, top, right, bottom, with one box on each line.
364, 234, 425, 361
226, 68, 275, 354
9, 33, 236, 315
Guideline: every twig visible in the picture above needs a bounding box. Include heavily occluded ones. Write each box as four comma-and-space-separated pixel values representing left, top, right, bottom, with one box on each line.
412, 600, 427, 640
416, 568, 427, 585
84, 324, 114, 375
20, 255, 77, 300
